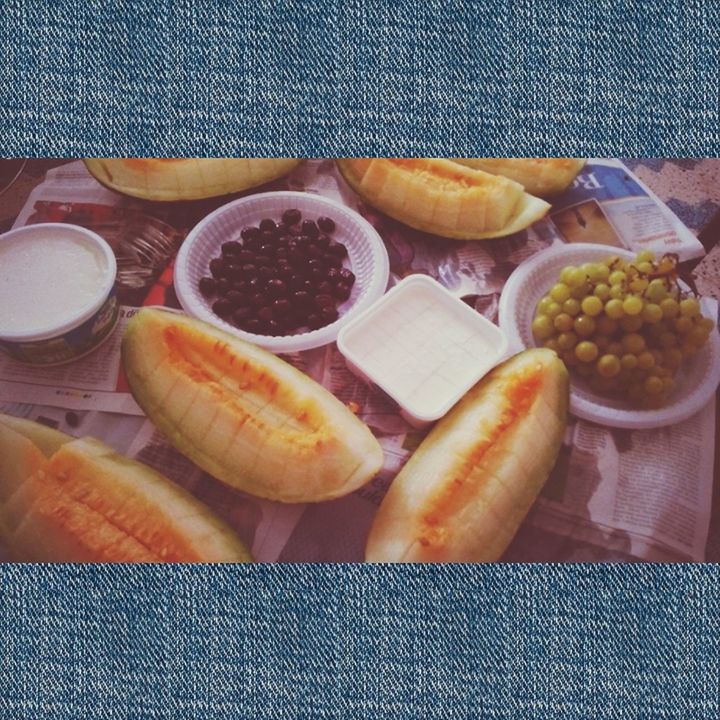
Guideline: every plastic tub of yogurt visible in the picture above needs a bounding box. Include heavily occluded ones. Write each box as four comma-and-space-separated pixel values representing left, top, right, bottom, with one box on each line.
337, 274, 509, 427
0, 224, 118, 366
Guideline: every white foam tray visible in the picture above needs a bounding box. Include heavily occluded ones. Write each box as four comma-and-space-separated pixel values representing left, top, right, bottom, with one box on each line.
338, 274, 509, 428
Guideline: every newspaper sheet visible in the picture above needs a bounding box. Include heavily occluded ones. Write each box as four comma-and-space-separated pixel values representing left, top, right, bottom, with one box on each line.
0, 159, 714, 561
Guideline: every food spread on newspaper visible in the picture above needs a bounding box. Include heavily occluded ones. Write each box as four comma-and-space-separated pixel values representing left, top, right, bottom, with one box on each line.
0, 159, 714, 562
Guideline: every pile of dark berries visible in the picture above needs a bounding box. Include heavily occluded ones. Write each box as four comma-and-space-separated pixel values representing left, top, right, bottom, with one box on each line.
197, 209, 356, 336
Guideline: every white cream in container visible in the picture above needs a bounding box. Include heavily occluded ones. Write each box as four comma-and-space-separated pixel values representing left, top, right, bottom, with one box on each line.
0, 224, 118, 365
337, 274, 509, 427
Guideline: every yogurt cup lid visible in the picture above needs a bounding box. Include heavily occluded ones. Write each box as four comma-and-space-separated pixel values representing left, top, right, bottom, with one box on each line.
0, 224, 117, 341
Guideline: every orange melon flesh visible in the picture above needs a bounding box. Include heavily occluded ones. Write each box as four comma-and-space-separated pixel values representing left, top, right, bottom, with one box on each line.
9, 471, 159, 562
83, 158, 301, 201
121, 309, 384, 503
337, 158, 550, 240
0, 418, 252, 563
450, 158, 586, 197
365, 349, 569, 563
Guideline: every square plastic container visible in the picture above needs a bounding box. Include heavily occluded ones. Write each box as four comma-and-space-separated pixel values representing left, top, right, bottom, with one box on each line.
337, 274, 509, 427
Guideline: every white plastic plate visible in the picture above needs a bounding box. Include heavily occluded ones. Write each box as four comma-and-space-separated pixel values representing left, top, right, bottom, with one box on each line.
174, 191, 390, 352
498, 243, 720, 429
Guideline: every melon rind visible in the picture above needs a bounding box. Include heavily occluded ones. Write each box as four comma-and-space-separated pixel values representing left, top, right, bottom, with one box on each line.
336, 158, 551, 240
0, 415, 252, 563
83, 158, 302, 202
449, 158, 587, 197
0, 423, 48, 518
0, 413, 72, 458
365, 349, 569, 563
121, 308, 384, 503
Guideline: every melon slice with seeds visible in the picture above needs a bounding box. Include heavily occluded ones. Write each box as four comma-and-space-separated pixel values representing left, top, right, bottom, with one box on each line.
365, 349, 569, 563
121, 308, 384, 502
0, 415, 251, 563
337, 158, 550, 240
84, 158, 301, 201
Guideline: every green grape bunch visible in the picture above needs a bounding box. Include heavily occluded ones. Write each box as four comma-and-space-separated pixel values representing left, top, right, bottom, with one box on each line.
531, 250, 716, 409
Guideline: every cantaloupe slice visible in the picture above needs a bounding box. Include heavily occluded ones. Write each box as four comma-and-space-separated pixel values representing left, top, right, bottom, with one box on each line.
0, 416, 251, 563
337, 158, 550, 240
0, 415, 71, 541
449, 158, 586, 197
121, 308, 384, 503
365, 349, 569, 563
84, 158, 301, 201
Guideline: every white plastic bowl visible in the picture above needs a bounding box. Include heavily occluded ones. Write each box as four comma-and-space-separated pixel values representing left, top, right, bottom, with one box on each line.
498, 243, 720, 429
174, 191, 390, 353
338, 274, 509, 427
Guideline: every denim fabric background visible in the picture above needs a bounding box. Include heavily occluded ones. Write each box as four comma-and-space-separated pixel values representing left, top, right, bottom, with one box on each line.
0, 0, 718, 156
1, 565, 719, 718
2, 1, 720, 717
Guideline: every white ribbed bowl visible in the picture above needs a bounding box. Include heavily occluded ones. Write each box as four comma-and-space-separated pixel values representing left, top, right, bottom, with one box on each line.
175, 191, 390, 352
498, 243, 720, 429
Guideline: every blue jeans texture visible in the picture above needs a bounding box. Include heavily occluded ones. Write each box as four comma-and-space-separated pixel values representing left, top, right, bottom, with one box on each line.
1, 564, 719, 718
0, 1, 718, 156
